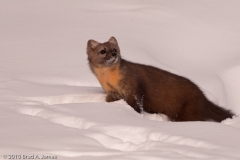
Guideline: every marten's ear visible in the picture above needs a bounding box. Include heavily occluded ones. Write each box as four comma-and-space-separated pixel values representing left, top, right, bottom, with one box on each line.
87, 39, 99, 50
108, 36, 118, 45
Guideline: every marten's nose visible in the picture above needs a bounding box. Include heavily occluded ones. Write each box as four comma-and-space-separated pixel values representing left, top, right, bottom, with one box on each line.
112, 51, 117, 56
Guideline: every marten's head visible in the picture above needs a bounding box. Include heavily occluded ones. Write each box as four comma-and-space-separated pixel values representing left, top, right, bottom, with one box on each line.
87, 37, 121, 68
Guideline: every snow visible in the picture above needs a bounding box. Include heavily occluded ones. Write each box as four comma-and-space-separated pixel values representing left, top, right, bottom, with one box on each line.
1, 0, 240, 159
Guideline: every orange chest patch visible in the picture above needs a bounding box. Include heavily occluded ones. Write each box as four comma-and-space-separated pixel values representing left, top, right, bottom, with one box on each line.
93, 67, 121, 92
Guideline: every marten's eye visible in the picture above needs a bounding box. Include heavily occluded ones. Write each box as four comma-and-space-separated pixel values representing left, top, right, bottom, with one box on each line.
113, 48, 117, 53
100, 48, 106, 54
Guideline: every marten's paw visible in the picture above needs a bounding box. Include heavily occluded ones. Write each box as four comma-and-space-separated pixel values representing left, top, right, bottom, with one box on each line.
106, 92, 122, 102
106, 94, 115, 102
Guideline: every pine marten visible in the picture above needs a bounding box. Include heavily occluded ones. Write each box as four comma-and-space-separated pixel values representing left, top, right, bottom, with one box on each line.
86, 36, 234, 122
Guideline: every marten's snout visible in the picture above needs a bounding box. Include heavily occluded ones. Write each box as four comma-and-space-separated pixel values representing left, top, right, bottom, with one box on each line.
111, 49, 117, 57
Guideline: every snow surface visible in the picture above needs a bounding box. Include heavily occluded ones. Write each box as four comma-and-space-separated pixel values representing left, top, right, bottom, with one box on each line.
1, 0, 240, 159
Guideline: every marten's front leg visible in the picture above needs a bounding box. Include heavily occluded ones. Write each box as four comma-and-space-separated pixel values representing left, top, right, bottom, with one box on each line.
125, 94, 144, 113
106, 91, 122, 102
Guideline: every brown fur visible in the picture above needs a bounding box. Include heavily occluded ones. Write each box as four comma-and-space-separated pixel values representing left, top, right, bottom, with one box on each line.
86, 36, 234, 122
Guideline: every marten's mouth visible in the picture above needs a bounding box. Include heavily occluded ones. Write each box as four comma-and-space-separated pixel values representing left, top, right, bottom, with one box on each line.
105, 56, 118, 66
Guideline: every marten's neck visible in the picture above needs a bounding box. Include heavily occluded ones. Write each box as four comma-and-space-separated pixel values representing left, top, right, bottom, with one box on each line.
92, 62, 121, 93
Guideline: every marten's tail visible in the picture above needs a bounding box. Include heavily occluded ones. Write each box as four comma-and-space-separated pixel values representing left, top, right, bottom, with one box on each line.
203, 101, 234, 122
